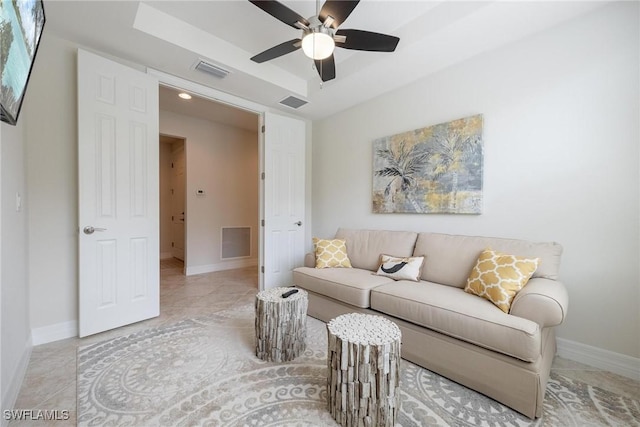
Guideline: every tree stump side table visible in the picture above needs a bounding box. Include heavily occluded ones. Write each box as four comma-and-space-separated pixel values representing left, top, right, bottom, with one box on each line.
255, 287, 308, 362
327, 313, 401, 427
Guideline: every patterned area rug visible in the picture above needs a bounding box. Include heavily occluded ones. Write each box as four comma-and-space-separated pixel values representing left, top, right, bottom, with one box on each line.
77, 306, 639, 426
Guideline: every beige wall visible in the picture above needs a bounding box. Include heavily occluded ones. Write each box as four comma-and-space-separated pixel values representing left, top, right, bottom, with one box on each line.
0, 119, 31, 412
312, 3, 639, 360
24, 34, 79, 334
160, 110, 259, 274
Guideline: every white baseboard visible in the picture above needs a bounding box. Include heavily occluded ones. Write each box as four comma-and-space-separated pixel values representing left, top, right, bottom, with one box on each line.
31, 320, 78, 346
557, 337, 640, 381
1, 335, 32, 426
29, 258, 255, 343
185, 258, 258, 276
160, 252, 174, 260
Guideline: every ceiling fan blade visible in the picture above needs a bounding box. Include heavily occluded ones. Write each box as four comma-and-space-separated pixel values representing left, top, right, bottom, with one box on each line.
314, 55, 336, 82
251, 39, 302, 63
319, 0, 360, 29
335, 29, 400, 52
249, 0, 309, 29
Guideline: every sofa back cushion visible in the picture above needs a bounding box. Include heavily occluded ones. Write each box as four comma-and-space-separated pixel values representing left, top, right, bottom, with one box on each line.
414, 232, 563, 288
335, 228, 418, 271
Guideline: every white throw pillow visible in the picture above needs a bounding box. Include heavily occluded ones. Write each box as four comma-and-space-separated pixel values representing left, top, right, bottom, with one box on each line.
375, 254, 425, 282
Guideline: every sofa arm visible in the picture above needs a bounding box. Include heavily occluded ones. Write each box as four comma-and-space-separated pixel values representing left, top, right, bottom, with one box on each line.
510, 278, 568, 327
304, 252, 315, 268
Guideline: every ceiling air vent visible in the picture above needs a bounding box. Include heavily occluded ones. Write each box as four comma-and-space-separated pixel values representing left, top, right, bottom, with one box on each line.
279, 95, 308, 109
194, 60, 230, 79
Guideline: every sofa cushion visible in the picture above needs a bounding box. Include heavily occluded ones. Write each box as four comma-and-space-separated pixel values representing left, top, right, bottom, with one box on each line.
313, 238, 352, 268
414, 232, 562, 288
464, 249, 539, 313
370, 280, 541, 361
292, 267, 395, 308
335, 228, 418, 271
375, 254, 424, 282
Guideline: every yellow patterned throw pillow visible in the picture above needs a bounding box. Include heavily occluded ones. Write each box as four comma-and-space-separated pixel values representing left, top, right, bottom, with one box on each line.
313, 238, 352, 269
464, 249, 540, 313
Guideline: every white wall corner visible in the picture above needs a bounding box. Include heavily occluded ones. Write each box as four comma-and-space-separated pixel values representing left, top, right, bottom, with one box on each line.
1, 334, 32, 424
31, 320, 78, 346
557, 337, 640, 381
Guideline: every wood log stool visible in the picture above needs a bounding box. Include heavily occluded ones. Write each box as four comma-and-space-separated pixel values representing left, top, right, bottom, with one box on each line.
255, 287, 308, 362
327, 313, 401, 427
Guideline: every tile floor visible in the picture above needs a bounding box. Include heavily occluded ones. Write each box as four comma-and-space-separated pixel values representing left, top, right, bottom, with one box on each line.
9, 259, 639, 426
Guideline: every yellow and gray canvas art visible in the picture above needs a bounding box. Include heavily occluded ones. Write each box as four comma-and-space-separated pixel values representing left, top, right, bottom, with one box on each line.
373, 115, 483, 214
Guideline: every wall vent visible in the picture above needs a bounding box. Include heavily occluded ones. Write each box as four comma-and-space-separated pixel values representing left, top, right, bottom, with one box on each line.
194, 60, 231, 79
221, 227, 251, 259
279, 95, 308, 109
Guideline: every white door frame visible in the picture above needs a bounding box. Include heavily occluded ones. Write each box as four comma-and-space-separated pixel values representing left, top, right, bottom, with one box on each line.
159, 133, 187, 269
148, 69, 307, 290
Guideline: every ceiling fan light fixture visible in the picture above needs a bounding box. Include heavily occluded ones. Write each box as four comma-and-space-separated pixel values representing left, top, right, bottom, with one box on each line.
248, 0, 400, 82
301, 29, 335, 60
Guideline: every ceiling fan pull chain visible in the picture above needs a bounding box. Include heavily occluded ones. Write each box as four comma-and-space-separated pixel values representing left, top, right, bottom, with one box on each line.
311, 59, 322, 88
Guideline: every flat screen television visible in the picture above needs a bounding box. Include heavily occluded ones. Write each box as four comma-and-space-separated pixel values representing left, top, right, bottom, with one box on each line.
0, 0, 45, 126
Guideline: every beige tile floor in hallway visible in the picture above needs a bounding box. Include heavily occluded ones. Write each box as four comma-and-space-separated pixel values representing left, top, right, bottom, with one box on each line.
9, 259, 640, 426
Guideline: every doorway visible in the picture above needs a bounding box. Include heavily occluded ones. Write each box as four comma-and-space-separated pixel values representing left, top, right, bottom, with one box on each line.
78, 51, 306, 337
159, 135, 186, 269
158, 85, 261, 277
152, 71, 307, 290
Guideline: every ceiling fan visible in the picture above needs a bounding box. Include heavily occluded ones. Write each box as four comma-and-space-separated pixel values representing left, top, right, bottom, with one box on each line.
248, 0, 400, 82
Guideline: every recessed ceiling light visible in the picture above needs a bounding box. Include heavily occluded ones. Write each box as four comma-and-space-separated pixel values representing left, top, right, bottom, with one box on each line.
178, 92, 192, 100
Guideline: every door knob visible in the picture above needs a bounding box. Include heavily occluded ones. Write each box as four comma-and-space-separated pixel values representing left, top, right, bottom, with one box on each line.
294, 221, 302, 226
83, 226, 107, 235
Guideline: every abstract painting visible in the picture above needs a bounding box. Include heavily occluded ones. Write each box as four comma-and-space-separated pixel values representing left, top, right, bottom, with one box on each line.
373, 115, 483, 214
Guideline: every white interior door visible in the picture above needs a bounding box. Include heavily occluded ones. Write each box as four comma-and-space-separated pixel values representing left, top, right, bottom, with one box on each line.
171, 142, 185, 261
262, 112, 306, 289
78, 49, 159, 337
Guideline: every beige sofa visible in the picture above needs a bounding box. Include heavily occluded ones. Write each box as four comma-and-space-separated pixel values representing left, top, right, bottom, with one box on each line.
292, 228, 568, 419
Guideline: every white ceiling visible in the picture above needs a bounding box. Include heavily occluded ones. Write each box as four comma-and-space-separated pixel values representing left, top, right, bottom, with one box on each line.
44, 1, 609, 121
159, 86, 259, 131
